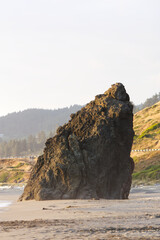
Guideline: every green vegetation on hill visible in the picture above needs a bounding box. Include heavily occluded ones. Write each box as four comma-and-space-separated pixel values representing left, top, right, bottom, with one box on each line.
138, 123, 160, 139
132, 165, 160, 185
0, 158, 35, 185
131, 101, 160, 185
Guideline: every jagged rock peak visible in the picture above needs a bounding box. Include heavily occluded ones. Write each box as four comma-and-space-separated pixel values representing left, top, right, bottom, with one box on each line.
104, 83, 130, 101
19, 83, 134, 201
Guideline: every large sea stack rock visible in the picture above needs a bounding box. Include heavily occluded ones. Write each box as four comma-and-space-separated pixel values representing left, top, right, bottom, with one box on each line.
20, 83, 134, 201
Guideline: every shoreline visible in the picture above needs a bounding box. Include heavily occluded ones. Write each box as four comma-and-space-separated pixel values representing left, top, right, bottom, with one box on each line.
0, 186, 160, 239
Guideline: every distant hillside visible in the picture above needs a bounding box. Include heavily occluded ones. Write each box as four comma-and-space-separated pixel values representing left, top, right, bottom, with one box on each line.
131, 101, 160, 185
133, 101, 160, 149
0, 105, 82, 140
1, 90, 159, 139
133, 92, 160, 113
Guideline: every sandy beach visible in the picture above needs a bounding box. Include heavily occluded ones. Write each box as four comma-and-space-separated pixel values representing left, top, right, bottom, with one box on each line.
0, 186, 160, 240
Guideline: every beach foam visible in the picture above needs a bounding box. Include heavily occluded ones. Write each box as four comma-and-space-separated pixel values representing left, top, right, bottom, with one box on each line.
0, 200, 12, 209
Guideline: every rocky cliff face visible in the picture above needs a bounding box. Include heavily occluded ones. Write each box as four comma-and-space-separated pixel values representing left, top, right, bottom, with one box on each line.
19, 83, 134, 201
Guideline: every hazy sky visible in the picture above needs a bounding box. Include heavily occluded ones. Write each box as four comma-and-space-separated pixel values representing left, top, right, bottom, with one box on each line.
0, 0, 160, 117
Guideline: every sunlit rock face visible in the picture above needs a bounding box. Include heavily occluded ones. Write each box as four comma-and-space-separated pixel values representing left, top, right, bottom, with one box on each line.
19, 83, 134, 201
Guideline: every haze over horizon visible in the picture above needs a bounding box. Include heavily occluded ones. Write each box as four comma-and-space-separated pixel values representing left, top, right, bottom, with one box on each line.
0, 0, 160, 117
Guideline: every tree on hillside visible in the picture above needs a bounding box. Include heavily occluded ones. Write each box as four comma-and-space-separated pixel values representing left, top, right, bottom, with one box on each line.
134, 92, 160, 113
0, 105, 82, 140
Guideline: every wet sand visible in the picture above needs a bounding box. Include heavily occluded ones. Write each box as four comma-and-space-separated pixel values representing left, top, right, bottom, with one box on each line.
0, 186, 160, 239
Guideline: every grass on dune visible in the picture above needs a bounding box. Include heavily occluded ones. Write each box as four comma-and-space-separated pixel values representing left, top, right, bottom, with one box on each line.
132, 165, 160, 184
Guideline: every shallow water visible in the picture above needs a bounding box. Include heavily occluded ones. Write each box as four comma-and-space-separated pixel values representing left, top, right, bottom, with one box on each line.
0, 185, 24, 211
0, 200, 12, 209
0, 184, 160, 210
131, 184, 160, 194
0, 185, 24, 191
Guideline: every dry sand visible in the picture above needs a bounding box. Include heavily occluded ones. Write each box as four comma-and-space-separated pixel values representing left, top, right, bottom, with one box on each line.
0, 186, 160, 240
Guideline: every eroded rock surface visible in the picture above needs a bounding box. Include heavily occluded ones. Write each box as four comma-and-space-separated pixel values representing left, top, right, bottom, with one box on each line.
20, 83, 134, 201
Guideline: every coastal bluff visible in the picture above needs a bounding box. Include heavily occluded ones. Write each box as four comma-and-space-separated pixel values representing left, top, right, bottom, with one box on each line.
19, 83, 134, 201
